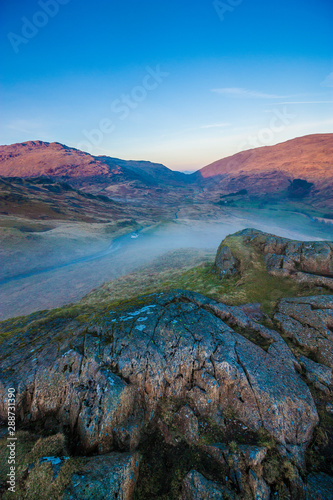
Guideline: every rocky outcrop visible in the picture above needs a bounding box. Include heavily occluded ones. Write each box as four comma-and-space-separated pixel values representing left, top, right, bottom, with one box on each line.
0, 428, 140, 499
0, 291, 320, 452
215, 228, 333, 289
16, 449, 140, 500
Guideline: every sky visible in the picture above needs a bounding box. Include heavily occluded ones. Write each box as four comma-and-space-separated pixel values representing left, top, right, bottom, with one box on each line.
1, 0, 333, 171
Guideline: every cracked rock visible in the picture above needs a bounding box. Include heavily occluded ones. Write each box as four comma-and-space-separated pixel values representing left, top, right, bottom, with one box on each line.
275, 296, 333, 368
0, 291, 320, 459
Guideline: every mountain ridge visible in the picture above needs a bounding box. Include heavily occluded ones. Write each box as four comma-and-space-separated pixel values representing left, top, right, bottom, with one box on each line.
0, 134, 332, 208
0, 140, 190, 193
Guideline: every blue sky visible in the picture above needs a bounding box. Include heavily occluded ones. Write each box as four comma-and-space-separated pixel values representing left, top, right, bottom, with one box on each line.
1, 0, 333, 170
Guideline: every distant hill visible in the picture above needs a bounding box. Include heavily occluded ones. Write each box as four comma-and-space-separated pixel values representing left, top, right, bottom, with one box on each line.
0, 135, 332, 209
195, 134, 333, 209
0, 141, 190, 197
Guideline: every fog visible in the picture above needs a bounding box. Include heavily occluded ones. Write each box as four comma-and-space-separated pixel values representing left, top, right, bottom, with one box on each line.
0, 212, 331, 321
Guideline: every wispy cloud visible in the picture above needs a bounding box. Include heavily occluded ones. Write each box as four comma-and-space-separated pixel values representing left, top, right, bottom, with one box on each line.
277, 101, 333, 104
200, 122, 230, 129
321, 72, 333, 88
211, 87, 290, 99
6, 119, 43, 134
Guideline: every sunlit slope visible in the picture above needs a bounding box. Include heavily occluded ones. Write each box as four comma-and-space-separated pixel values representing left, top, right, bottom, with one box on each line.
195, 134, 333, 209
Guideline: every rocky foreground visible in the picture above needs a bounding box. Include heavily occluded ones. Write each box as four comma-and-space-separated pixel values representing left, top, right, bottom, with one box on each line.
0, 230, 333, 499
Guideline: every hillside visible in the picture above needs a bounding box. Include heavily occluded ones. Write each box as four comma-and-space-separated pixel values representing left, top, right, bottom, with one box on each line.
195, 134, 333, 209
0, 176, 130, 222
0, 140, 190, 198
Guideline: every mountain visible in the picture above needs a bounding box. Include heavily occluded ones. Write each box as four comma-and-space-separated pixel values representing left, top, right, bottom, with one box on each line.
195, 134, 333, 209
0, 140, 190, 198
1, 135, 332, 210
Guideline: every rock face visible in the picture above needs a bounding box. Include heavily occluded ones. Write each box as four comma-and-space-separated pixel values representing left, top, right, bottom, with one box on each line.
1, 289, 332, 497
63, 452, 140, 500
202, 443, 270, 498
215, 228, 333, 289
214, 245, 239, 277
182, 470, 234, 499
305, 473, 333, 500
275, 295, 333, 368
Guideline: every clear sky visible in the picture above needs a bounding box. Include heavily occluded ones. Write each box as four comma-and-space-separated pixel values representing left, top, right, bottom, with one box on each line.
1, 0, 333, 170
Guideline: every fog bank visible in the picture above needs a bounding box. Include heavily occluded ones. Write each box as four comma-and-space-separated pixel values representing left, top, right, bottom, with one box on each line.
0, 212, 331, 321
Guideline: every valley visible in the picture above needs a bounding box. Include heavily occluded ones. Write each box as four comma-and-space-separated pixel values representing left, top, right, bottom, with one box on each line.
0, 134, 332, 321
0, 204, 331, 321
